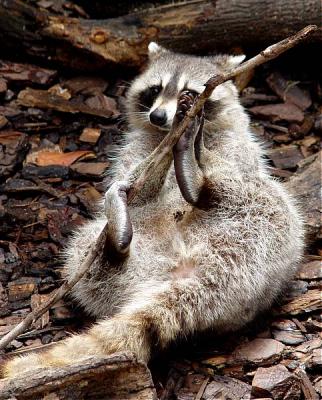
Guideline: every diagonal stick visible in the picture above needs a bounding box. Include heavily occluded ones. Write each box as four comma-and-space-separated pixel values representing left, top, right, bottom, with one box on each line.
0, 24, 317, 351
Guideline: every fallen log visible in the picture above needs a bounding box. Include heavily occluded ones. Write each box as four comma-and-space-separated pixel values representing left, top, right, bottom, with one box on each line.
0, 352, 156, 400
0, 0, 321, 70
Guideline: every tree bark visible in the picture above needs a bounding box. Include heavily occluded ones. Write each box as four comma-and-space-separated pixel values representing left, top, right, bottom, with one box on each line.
0, 353, 156, 400
73, 0, 172, 19
0, 0, 320, 71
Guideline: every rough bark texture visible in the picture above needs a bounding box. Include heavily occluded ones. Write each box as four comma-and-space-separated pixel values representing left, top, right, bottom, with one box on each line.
0, 353, 156, 400
287, 153, 321, 240
0, 0, 321, 70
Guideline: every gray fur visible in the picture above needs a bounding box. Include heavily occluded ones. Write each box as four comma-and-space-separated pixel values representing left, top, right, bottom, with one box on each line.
3, 44, 305, 377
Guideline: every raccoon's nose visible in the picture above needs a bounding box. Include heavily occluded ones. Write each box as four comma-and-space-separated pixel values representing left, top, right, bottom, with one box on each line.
150, 109, 167, 127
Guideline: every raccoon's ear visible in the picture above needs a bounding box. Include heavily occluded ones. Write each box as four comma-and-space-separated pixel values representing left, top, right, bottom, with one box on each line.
211, 54, 246, 70
148, 42, 167, 59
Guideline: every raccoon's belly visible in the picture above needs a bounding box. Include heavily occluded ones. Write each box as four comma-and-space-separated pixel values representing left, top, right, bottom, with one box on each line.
131, 181, 188, 233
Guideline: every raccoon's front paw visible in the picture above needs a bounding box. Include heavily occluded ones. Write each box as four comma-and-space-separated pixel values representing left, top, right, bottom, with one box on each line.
174, 90, 204, 154
174, 90, 203, 154
104, 181, 133, 260
176, 90, 197, 122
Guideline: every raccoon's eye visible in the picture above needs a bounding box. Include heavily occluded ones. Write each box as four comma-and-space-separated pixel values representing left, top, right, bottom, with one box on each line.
184, 89, 199, 97
138, 85, 162, 111
149, 85, 162, 96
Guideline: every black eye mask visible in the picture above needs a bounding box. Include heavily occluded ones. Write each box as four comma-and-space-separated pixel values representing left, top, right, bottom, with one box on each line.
137, 85, 162, 111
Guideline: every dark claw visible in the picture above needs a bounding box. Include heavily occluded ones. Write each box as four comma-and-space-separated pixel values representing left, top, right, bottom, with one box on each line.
194, 113, 205, 162
176, 90, 198, 121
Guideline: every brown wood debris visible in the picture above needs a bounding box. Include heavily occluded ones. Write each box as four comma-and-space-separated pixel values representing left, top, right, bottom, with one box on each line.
287, 153, 321, 239
266, 71, 312, 110
0, 22, 320, 399
249, 103, 304, 123
0, 0, 321, 70
0, 131, 29, 178
0, 60, 56, 85
252, 364, 301, 399
231, 338, 285, 366
0, 353, 156, 400
278, 289, 321, 315
17, 88, 116, 119
267, 145, 303, 169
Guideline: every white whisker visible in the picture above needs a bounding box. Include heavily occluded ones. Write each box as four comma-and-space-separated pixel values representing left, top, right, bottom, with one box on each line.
137, 103, 150, 111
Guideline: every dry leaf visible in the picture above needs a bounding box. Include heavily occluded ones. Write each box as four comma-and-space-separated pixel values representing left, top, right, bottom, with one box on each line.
48, 84, 72, 100
27, 149, 95, 167
79, 127, 101, 144
71, 161, 109, 176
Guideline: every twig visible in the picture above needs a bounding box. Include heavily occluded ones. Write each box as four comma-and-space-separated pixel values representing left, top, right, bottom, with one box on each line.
194, 377, 210, 400
0, 227, 108, 350
296, 369, 319, 400
0, 24, 317, 351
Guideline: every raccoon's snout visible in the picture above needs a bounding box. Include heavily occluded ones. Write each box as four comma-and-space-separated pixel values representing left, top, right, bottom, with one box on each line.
150, 108, 167, 127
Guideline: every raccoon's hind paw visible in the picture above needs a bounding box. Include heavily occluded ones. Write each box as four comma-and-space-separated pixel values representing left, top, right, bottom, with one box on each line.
173, 101, 206, 206
104, 181, 133, 262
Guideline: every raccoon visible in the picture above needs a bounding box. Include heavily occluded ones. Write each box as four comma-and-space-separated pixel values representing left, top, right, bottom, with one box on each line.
3, 43, 305, 378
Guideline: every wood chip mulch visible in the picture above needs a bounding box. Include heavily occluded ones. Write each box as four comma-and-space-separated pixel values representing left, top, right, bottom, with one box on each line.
0, 56, 321, 399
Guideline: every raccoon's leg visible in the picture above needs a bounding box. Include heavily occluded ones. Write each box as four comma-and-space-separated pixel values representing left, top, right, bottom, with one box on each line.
173, 92, 215, 209
3, 280, 215, 378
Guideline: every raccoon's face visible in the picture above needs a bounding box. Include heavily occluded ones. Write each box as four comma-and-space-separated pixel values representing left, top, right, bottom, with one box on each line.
126, 42, 245, 133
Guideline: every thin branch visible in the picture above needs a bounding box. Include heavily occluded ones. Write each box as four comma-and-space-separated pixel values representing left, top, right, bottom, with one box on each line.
0, 228, 108, 350
0, 24, 317, 351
